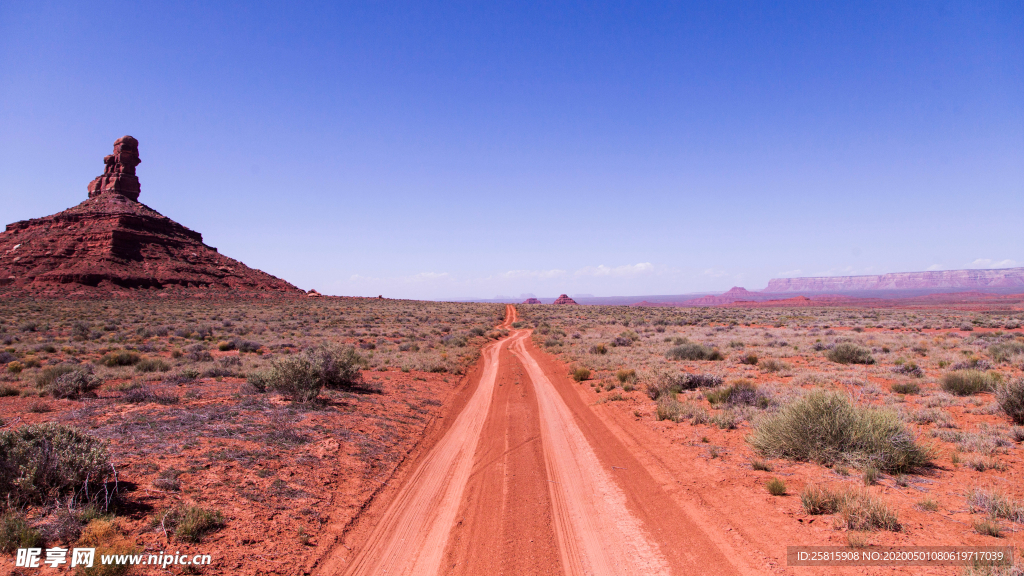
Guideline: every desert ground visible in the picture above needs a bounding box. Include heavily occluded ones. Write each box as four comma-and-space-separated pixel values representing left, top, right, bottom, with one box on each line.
1, 298, 1022, 575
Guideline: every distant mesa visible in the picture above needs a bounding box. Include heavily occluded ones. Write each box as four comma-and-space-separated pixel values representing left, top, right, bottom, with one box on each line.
553, 294, 578, 305
764, 268, 1024, 293
0, 136, 303, 297
522, 297, 542, 304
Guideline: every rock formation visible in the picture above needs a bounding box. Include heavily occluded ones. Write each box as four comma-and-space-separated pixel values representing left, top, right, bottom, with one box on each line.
522, 297, 542, 304
764, 268, 1024, 293
0, 136, 302, 297
552, 294, 578, 305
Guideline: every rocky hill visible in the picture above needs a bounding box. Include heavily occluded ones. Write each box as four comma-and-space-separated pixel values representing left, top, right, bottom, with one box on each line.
0, 136, 302, 297
764, 268, 1024, 293
553, 294, 578, 305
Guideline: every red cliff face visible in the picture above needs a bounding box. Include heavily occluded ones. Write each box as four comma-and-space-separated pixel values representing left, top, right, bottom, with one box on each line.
764, 269, 1024, 293
553, 294, 578, 305
0, 136, 303, 297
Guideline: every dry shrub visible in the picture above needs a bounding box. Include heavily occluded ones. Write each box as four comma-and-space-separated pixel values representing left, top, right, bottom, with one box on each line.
801, 484, 900, 531
75, 519, 138, 576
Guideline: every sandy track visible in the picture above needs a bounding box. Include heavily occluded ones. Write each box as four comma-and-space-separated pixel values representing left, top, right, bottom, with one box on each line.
322, 305, 745, 575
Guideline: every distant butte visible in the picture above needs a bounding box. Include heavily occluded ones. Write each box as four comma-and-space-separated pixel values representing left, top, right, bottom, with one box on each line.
522, 298, 542, 304
552, 294, 578, 305
0, 136, 302, 297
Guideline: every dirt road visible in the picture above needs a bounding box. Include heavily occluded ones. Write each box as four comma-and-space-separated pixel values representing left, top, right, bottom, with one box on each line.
317, 305, 753, 575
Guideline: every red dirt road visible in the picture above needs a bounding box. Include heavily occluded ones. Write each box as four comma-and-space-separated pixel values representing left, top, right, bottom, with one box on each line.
316, 305, 753, 575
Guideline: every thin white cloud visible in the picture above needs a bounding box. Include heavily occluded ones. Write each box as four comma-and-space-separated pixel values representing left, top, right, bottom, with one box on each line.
969, 258, 1019, 269
926, 264, 943, 271
777, 269, 802, 277
575, 262, 655, 277
498, 268, 567, 279
700, 268, 728, 279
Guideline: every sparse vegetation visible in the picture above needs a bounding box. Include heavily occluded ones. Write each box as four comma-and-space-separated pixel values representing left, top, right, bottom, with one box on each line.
942, 370, 995, 396
749, 390, 931, 472
0, 423, 111, 506
800, 484, 900, 531
995, 378, 1024, 424
826, 343, 875, 365
765, 477, 786, 495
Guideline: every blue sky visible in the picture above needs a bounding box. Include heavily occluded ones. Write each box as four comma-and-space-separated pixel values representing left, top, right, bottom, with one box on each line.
1, 1, 1021, 299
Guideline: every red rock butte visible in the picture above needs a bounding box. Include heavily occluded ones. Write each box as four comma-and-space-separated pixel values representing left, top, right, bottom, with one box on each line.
0, 136, 302, 297
522, 297, 542, 304
553, 294, 578, 305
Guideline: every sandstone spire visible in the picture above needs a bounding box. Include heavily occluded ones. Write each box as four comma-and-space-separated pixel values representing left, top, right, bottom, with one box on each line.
87, 135, 142, 202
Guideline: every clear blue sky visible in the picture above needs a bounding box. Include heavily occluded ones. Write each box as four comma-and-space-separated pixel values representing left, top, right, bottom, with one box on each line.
1, 2, 1021, 299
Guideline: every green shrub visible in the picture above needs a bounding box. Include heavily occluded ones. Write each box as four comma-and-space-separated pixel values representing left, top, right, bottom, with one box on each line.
266, 344, 364, 402
246, 370, 274, 392
217, 340, 236, 351
995, 379, 1024, 424
890, 382, 920, 395
589, 343, 608, 355
739, 353, 758, 365
100, 350, 141, 367
666, 343, 722, 361
766, 477, 786, 496
0, 423, 110, 506
0, 385, 17, 397
6, 361, 23, 374
0, 512, 43, 553
749, 390, 931, 472
571, 367, 591, 382
941, 370, 993, 396
826, 343, 875, 365
160, 504, 225, 543
35, 364, 79, 389
134, 358, 171, 373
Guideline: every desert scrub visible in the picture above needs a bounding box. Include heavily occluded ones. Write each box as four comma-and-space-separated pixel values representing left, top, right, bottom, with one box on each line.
989, 341, 1024, 363
766, 477, 786, 496
665, 342, 722, 361
800, 484, 900, 531
749, 390, 931, 472
158, 504, 225, 543
571, 367, 591, 382
49, 369, 102, 400
995, 378, 1024, 424
76, 519, 139, 576
890, 382, 920, 395
0, 423, 110, 506
704, 379, 771, 408
656, 396, 708, 424
0, 512, 44, 553
134, 357, 170, 373
266, 343, 365, 402
826, 343, 875, 365
99, 350, 141, 367
941, 370, 994, 396
966, 489, 1024, 523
